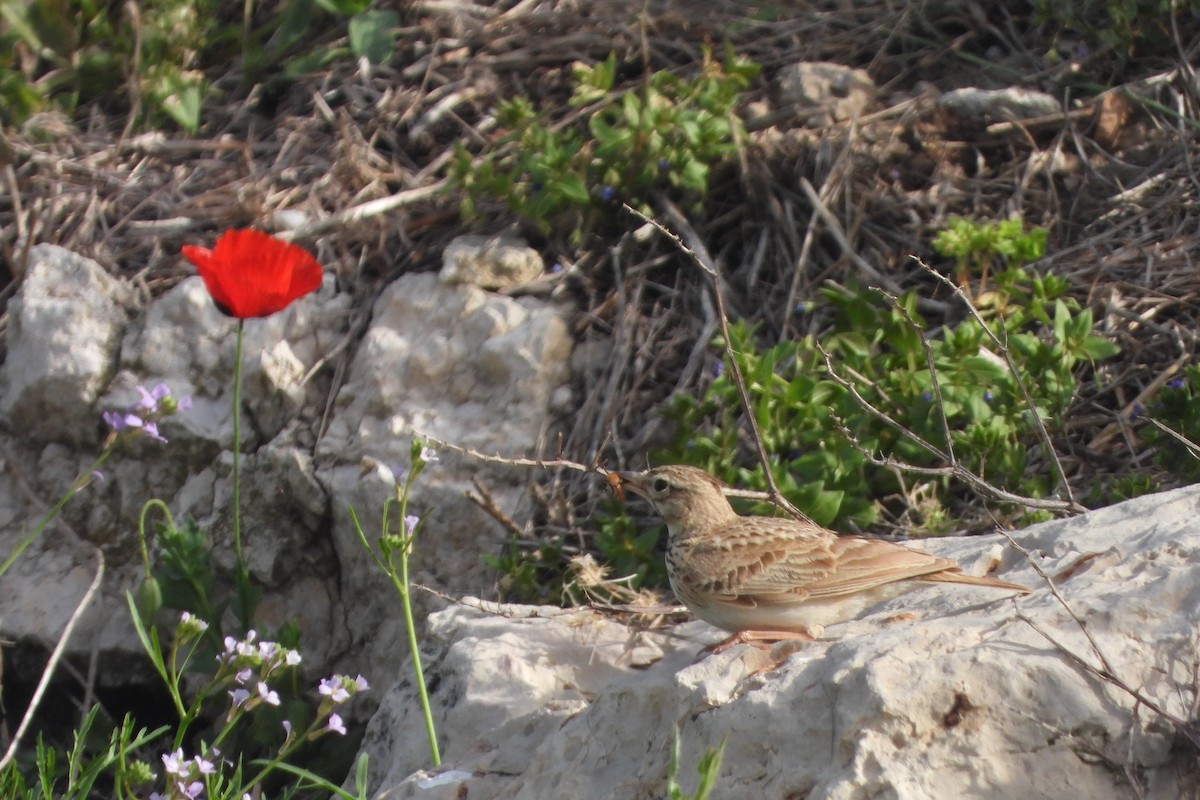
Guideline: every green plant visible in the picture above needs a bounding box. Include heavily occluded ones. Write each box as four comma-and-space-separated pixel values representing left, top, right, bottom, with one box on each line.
0, 0, 214, 131
1143, 368, 1200, 482
485, 538, 568, 604
1031, 0, 1200, 59
661, 217, 1119, 533
667, 728, 725, 800
450, 46, 758, 238
934, 216, 1047, 292
0, 0, 398, 131
0, 707, 165, 800
349, 439, 442, 767
591, 500, 669, 588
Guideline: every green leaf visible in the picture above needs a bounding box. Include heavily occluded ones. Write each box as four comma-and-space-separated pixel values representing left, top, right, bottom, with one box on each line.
958, 355, 1008, 384
284, 46, 343, 80
678, 159, 708, 191
1077, 335, 1121, 360
1052, 299, 1070, 341
349, 10, 399, 65
152, 70, 204, 133
555, 172, 590, 205
622, 92, 642, 128
313, 0, 371, 14
806, 487, 844, 527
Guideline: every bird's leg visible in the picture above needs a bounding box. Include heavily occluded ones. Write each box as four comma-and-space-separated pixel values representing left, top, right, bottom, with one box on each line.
701, 626, 823, 655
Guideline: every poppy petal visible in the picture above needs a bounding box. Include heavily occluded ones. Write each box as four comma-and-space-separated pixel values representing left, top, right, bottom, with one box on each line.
182, 229, 323, 318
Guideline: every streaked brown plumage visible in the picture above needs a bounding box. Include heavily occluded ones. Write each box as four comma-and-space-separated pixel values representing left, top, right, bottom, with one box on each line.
618, 465, 1028, 647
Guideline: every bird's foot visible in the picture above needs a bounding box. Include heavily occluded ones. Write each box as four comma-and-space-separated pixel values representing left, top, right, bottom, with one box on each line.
700, 626, 824, 656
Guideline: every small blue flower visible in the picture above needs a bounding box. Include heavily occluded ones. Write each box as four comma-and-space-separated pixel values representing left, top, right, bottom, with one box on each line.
599, 186, 615, 202
921, 391, 934, 402
983, 390, 994, 403
657, 159, 670, 173
1130, 403, 1144, 421
712, 361, 725, 379
794, 301, 811, 314
550, 262, 565, 274
1167, 378, 1186, 390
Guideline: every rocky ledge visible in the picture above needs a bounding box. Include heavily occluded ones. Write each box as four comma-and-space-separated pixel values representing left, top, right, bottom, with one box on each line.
362, 484, 1200, 800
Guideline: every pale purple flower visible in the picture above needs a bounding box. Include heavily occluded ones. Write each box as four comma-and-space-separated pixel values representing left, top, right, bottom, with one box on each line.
104, 411, 144, 432
319, 676, 350, 704
137, 384, 169, 411
193, 756, 216, 775
140, 420, 167, 443
235, 631, 258, 657
180, 612, 208, 633
235, 667, 252, 684
257, 681, 280, 706
354, 674, 369, 692
327, 713, 347, 735
419, 446, 438, 463
229, 688, 251, 707
404, 515, 420, 535
162, 749, 186, 776
285, 649, 302, 666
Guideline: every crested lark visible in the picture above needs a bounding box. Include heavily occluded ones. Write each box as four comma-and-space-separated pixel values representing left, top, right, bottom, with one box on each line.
618, 464, 1029, 650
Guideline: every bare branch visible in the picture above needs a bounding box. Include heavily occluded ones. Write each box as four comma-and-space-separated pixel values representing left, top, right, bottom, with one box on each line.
622, 201, 814, 524
915, 256, 1083, 512
0, 550, 105, 770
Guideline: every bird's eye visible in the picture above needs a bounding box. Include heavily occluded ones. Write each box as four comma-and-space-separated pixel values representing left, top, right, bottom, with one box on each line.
652, 477, 670, 493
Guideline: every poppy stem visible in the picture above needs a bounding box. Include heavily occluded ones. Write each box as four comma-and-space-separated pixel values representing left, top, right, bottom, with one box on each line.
232, 319, 252, 629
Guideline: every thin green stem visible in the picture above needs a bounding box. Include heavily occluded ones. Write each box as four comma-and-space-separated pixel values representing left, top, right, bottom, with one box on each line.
393, 473, 441, 766
240, 717, 323, 791
347, 453, 441, 767
232, 320, 245, 564
0, 446, 115, 578
231, 319, 253, 629
137, 498, 175, 580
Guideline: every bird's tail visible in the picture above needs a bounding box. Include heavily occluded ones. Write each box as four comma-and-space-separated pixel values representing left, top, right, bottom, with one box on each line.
919, 570, 1030, 594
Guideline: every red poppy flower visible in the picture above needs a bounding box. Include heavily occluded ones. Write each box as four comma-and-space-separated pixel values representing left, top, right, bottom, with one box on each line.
182, 229, 323, 319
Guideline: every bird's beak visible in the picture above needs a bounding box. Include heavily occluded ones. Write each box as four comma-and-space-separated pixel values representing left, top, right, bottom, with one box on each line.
614, 470, 649, 500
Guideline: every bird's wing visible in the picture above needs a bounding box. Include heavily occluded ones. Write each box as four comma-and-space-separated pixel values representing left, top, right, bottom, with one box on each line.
685, 519, 957, 604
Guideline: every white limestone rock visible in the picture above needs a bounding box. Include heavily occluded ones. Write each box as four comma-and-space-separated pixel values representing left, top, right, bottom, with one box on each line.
112, 273, 346, 447
316, 271, 572, 679
774, 62, 878, 126
938, 87, 1062, 125
0, 244, 132, 444
440, 235, 544, 290
361, 485, 1200, 799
